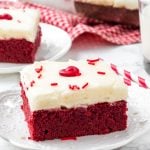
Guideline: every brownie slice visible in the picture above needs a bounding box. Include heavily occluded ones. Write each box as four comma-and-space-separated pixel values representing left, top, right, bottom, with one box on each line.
75, 1, 139, 26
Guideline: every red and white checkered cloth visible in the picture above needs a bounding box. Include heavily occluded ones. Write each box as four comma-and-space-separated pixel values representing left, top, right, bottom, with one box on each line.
0, 1, 140, 45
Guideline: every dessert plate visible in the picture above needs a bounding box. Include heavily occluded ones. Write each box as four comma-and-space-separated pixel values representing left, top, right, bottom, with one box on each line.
0, 23, 72, 74
0, 82, 150, 150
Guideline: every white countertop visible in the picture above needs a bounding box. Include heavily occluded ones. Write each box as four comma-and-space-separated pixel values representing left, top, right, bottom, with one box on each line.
0, 38, 150, 149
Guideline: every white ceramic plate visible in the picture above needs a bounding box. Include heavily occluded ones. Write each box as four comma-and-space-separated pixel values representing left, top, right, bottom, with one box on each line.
0, 23, 72, 74
0, 82, 150, 150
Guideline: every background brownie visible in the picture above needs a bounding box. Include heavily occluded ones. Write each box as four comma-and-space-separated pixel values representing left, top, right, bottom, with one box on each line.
0, 9, 41, 63
75, 0, 139, 26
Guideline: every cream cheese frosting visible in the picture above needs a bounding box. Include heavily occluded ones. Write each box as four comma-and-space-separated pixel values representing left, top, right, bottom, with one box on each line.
0, 9, 40, 42
20, 59, 128, 111
78, 0, 138, 10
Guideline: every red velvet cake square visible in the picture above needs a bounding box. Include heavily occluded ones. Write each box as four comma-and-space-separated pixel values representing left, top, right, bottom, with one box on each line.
20, 59, 128, 141
0, 9, 41, 63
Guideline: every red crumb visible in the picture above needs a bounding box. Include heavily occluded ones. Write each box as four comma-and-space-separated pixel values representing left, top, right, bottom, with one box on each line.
21, 105, 23, 110
61, 137, 77, 141
19, 82, 22, 87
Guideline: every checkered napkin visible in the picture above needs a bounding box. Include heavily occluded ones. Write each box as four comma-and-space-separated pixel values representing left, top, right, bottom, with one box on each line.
0, 1, 140, 45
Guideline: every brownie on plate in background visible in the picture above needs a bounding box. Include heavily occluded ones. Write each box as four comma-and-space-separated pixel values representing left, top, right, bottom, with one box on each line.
75, 0, 139, 26
0, 9, 41, 63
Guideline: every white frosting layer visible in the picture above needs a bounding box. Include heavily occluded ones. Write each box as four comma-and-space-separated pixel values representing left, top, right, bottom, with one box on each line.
0, 9, 40, 42
78, 0, 138, 10
20, 60, 128, 111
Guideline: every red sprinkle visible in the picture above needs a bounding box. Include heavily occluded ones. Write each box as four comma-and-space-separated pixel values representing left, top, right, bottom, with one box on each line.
35, 66, 43, 73
61, 137, 77, 141
87, 58, 100, 62
38, 74, 42, 79
88, 62, 95, 65
97, 71, 106, 75
69, 85, 80, 90
82, 82, 89, 89
87, 58, 102, 65
30, 80, 35, 87
0, 13, 13, 20
51, 83, 58, 86
59, 66, 81, 77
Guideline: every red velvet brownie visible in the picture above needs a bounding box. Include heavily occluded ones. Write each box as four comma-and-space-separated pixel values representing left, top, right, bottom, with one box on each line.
20, 59, 128, 141
0, 9, 41, 63
75, 0, 139, 26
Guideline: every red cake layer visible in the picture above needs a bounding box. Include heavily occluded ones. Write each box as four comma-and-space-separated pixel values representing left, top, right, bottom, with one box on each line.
75, 1, 139, 26
21, 87, 127, 141
0, 27, 41, 63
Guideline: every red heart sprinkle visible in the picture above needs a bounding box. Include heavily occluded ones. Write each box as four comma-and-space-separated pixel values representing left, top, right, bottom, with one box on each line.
59, 66, 81, 77
0, 14, 13, 20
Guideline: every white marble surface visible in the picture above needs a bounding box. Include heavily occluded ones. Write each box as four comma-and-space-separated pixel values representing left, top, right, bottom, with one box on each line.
0, 40, 150, 149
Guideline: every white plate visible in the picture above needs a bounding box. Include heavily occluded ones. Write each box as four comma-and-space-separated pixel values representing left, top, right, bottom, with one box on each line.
0, 23, 72, 74
0, 82, 150, 150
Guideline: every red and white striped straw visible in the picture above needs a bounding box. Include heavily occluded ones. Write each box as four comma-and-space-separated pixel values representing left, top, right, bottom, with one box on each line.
110, 63, 149, 89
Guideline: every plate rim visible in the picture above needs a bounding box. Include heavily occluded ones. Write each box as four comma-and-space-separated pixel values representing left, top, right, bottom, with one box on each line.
0, 23, 72, 74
